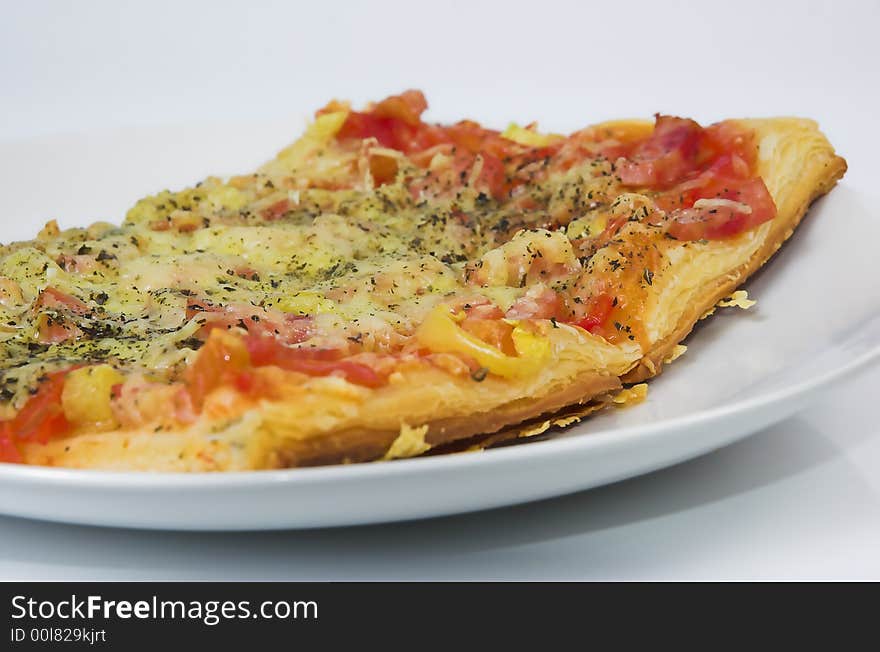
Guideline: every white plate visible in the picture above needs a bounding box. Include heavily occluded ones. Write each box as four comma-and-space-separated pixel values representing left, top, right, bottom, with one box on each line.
0, 127, 877, 531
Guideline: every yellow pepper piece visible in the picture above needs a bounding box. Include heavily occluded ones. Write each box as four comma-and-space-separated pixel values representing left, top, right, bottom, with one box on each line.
61, 364, 124, 427
272, 110, 349, 170
309, 110, 349, 138
501, 123, 564, 148
415, 305, 550, 378
510, 324, 552, 371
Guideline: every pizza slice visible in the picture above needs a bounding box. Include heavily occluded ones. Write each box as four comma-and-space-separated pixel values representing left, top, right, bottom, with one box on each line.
0, 91, 846, 470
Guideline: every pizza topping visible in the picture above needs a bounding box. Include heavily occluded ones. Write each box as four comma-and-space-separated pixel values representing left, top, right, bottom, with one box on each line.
186, 298, 314, 344
34, 287, 90, 314
615, 116, 704, 188
501, 123, 564, 148
242, 333, 387, 388
32, 287, 92, 344
0, 277, 24, 307
60, 364, 123, 429
613, 115, 777, 240
572, 292, 615, 334
665, 177, 776, 241
466, 229, 581, 288
183, 329, 251, 408
414, 305, 551, 379
111, 377, 196, 429
0, 369, 74, 462
180, 328, 389, 411
505, 284, 562, 320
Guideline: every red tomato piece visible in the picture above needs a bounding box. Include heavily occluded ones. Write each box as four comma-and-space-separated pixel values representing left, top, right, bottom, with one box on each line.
0, 369, 76, 462
186, 299, 313, 344
261, 198, 290, 221
336, 92, 443, 154
666, 177, 776, 240
33, 287, 90, 344
461, 300, 505, 321
703, 121, 758, 172
35, 287, 90, 315
616, 116, 705, 188
371, 90, 428, 126
183, 330, 251, 407
37, 318, 81, 344
573, 293, 615, 333
0, 425, 22, 463
243, 335, 385, 388
474, 152, 508, 199
505, 286, 562, 320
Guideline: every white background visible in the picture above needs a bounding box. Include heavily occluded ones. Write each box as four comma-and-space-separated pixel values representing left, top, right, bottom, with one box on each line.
1, 0, 879, 579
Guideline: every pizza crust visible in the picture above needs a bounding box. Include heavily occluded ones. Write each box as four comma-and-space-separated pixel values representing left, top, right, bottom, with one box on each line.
18, 118, 846, 471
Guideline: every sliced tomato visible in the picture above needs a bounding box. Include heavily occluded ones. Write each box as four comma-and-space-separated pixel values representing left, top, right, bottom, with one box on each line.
654, 164, 761, 212
337, 112, 401, 149
37, 316, 82, 344
444, 120, 505, 157
473, 152, 507, 199
186, 299, 313, 344
371, 89, 428, 125
33, 287, 90, 344
35, 287, 90, 315
612, 115, 775, 240
243, 335, 385, 388
183, 330, 251, 407
9, 372, 70, 444
335, 92, 563, 199
336, 93, 514, 168
505, 286, 562, 320
666, 177, 777, 240
0, 426, 22, 463
573, 292, 615, 334
616, 116, 705, 188
703, 120, 758, 172
444, 151, 509, 199
337, 109, 443, 154
261, 198, 290, 221
0, 369, 75, 462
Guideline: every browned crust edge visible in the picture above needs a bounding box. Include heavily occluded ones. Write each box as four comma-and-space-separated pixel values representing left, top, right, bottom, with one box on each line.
272, 372, 621, 467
